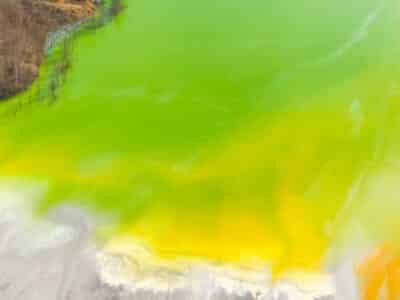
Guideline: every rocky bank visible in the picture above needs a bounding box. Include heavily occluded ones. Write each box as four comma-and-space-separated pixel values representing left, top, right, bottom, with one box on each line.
0, 0, 97, 99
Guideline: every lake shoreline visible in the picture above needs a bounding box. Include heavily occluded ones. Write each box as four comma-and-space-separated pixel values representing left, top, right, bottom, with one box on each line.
0, 0, 98, 100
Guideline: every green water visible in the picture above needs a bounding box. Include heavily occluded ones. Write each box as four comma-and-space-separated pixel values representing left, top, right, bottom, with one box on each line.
1, 0, 400, 270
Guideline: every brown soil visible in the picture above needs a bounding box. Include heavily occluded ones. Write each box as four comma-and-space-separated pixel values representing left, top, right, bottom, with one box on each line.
0, 0, 97, 99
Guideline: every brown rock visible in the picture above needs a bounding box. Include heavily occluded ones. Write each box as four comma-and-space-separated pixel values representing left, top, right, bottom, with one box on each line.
0, 0, 96, 99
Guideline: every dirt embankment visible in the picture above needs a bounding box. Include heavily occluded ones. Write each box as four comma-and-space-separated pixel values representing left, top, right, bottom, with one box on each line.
0, 0, 97, 99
